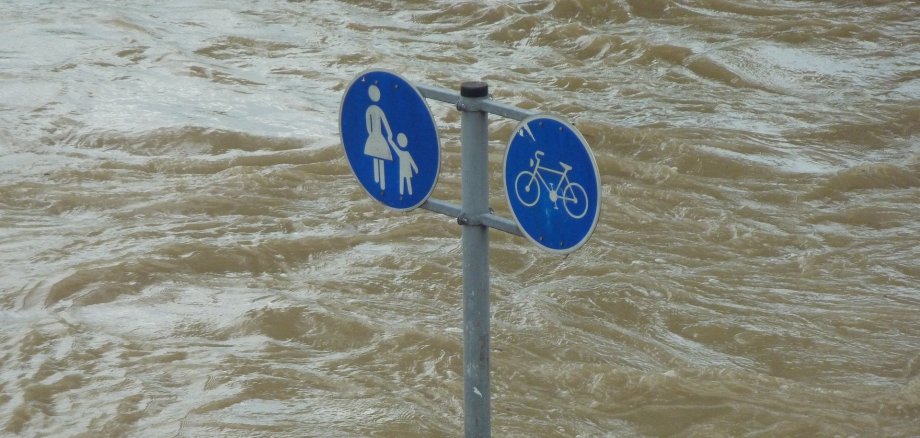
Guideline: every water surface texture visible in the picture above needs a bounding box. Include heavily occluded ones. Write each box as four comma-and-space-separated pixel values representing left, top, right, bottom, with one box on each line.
1, 1, 919, 436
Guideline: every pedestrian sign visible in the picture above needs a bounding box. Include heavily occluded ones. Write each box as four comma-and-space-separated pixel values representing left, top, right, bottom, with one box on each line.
339, 70, 440, 210
503, 115, 600, 253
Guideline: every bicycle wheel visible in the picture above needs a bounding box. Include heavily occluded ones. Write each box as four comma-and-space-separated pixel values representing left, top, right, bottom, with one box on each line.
562, 182, 589, 219
514, 171, 540, 207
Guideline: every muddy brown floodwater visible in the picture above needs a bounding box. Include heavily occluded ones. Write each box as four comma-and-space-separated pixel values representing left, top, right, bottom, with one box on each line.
1, 1, 919, 436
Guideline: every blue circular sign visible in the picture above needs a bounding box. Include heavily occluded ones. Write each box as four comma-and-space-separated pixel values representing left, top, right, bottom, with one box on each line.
504, 115, 600, 253
340, 70, 440, 211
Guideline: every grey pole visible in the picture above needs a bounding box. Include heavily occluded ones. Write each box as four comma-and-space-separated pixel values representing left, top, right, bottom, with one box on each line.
459, 81, 490, 438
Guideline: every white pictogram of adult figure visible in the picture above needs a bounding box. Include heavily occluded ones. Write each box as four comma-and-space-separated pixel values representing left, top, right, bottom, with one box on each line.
393, 133, 418, 195
363, 85, 395, 190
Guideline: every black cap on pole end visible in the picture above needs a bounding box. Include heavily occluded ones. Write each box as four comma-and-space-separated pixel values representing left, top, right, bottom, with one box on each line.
460, 81, 489, 98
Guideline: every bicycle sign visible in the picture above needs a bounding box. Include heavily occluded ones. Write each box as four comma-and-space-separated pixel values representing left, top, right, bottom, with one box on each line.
514, 150, 589, 219
504, 115, 600, 253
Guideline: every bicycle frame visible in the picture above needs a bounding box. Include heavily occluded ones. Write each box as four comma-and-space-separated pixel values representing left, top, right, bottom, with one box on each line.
527, 152, 574, 202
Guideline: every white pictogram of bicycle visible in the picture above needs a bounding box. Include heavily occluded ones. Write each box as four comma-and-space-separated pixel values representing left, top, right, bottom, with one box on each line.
514, 150, 589, 219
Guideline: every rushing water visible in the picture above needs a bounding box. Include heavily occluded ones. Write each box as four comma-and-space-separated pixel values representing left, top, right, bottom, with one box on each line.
1, 1, 919, 436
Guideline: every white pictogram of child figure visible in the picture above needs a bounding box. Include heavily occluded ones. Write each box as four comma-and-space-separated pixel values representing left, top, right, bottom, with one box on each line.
363, 85, 395, 190
393, 133, 418, 195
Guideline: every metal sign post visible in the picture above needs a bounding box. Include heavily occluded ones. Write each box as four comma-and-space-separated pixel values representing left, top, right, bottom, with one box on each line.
458, 81, 491, 437
339, 70, 600, 438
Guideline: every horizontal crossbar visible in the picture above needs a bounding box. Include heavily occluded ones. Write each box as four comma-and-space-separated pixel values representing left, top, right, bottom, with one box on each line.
415, 84, 536, 121
421, 198, 523, 237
